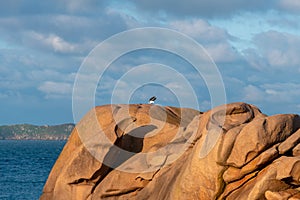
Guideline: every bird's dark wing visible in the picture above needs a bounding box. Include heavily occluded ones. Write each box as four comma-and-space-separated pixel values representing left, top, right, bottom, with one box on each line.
149, 96, 156, 101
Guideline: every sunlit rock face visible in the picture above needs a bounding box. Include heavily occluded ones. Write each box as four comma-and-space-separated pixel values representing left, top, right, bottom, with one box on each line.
40, 103, 300, 200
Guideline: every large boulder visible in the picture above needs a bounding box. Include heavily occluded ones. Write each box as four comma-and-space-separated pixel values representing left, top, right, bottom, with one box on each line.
40, 103, 300, 200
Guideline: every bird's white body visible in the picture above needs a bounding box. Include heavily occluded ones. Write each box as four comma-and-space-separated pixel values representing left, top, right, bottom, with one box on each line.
148, 96, 156, 104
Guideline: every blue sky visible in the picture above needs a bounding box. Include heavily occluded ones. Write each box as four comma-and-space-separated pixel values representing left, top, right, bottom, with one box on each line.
1, 0, 300, 125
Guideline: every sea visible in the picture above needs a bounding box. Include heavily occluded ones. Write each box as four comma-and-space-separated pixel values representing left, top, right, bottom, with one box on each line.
0, 140, 66, 200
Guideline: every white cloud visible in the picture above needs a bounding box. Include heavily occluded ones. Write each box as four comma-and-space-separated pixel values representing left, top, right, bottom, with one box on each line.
38, 81, 73, 98
262, 83, 300, 102
245, 83, 300, 115
25, 32, 76, 53
243, 85, 264, 102
265, 89, 278, 95
49, 34, 75, 53
105, 8, 140, 29
1, 0, 300, 124
61, 0, 104, 13
170, 19, 229, 42
253, 31, 300, 69
169, 19, 239, 63
205, 43, 239, 63
242, 48, 268, 70
243, 83, 300, 104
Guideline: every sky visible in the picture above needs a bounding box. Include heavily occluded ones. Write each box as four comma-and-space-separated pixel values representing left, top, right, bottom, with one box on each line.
1, 0, 300, 125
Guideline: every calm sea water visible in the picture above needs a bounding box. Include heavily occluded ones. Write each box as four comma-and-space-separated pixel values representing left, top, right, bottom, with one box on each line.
0, 140, 66, 200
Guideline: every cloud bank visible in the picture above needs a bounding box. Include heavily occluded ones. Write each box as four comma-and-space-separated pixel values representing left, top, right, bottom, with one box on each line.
0, 0, 299, 124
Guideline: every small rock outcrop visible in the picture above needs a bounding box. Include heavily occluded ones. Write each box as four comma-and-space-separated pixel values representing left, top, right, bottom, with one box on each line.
40, 103, 300, 200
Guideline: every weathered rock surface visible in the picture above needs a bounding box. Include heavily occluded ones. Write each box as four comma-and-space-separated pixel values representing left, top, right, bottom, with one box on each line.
40, 103, 300, 200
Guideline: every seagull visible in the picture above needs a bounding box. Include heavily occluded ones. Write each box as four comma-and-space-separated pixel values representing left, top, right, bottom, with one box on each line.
148, 96, 156, 104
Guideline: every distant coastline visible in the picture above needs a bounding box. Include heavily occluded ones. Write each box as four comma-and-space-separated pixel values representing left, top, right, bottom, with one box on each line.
0, 123, 75, 140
